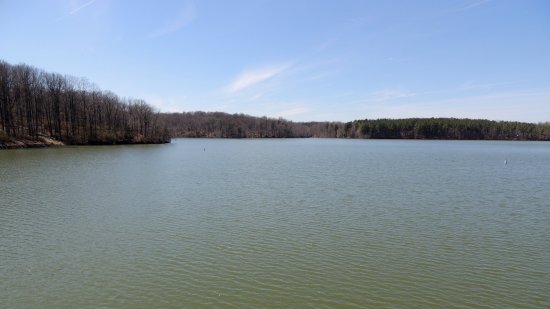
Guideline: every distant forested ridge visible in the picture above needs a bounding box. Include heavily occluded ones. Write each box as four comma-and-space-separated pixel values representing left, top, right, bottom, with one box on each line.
163, 113, 550, 140
160, 112, 312, 138
2, 60, 549, 149
0, 60, 169, 148
345, 118, 550, 140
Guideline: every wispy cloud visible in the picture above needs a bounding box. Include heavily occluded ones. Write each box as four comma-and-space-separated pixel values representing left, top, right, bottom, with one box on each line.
226, 64, 289, 94
147, 1, 196, 39
457, 0, 490, 11
249, 92, 265, 101
54, 0, 98, 22
69, 0, 98, 15
313, 16, 368, 52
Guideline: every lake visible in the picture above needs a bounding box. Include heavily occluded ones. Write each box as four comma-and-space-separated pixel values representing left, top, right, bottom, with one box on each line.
1, 139, 549, 308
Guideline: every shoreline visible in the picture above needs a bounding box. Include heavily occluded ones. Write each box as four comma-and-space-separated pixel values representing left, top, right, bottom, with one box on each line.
3, 135, 549, 150
0, 136, 171, 150
0, 136, 65, 149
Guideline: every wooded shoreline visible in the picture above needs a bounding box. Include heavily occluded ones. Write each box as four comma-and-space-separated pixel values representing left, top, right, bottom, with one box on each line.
0, 135, 170, 149
162, 112, 550, 140
4, 124, 550, 149
1, 60, 549, 149
0, 60, 170, 147
3, 124, 550, 150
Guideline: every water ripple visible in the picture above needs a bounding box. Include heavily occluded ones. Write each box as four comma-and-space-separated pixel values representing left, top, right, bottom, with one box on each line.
1, 140, 549, 308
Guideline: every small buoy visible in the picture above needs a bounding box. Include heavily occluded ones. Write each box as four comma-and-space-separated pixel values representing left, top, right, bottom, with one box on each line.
504, 159, 507, 165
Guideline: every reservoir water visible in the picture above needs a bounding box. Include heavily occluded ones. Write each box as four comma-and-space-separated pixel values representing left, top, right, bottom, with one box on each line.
1, 139, 549, 308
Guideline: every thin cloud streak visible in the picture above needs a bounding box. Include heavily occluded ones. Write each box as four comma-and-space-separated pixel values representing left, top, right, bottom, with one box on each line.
69, 0, 98, 15
226, 64, 289, 94
147, 1, 196, 39
457, 0, 490, 11
54, 0, 98, 22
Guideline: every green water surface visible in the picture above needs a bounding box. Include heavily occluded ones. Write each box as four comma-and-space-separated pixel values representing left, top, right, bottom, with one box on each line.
1, 139, 549, 308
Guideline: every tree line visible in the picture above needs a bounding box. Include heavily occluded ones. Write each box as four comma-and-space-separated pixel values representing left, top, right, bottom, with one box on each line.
163, 113, 550, 140
0, 60, 169, 146
160, 112, 311, 138
2, 60, 549, 147
160, 111, 370, 138
343, 118, 550, 140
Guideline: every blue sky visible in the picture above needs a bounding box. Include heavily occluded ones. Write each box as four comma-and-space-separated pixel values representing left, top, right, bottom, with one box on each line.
1, 0, 549, 122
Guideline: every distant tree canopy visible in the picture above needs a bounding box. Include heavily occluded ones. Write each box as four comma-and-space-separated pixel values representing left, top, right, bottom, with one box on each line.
160, 112, 311, 138
163, 113, 550, 140
2, 59, 549, 146
348, 118, 550, 140
0, 60, 169, 145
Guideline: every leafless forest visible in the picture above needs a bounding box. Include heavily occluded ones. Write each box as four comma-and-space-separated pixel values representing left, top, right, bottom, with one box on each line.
2, 60, 549, 148
0, 60, 169, 145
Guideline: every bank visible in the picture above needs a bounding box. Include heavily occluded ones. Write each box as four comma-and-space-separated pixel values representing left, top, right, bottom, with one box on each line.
0, 135, 171, 149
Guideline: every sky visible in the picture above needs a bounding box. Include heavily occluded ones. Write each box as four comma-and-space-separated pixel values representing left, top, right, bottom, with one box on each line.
1, 0, 549, 122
